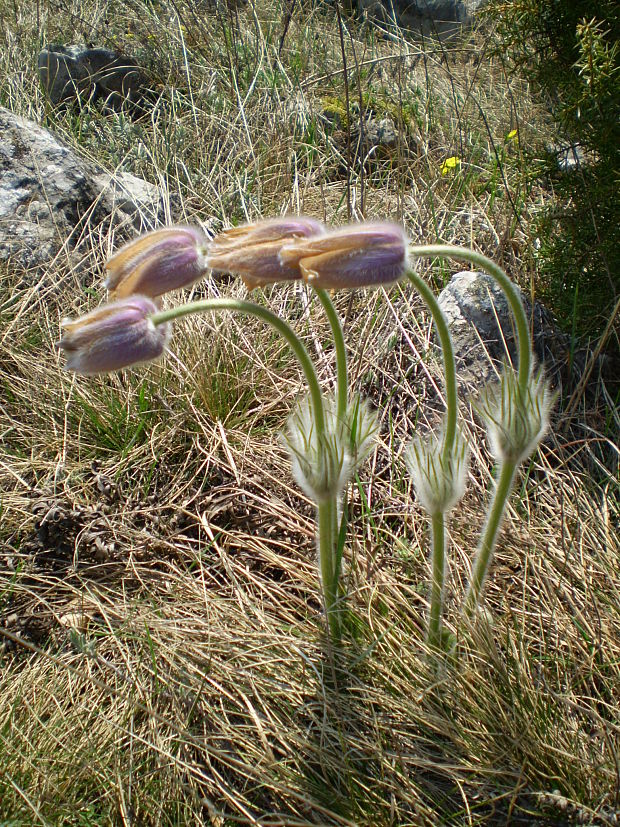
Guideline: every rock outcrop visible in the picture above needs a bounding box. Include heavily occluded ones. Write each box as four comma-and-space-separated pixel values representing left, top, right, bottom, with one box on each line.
363, 268, 569, 440
38, 45, 145, 110
359, 0, 486, 37
437, 269, 568, 387
0, 107, 166, 275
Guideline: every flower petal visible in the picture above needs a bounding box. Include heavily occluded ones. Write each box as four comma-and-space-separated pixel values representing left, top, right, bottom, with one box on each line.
206, 216, 325, 289
58, 296, 169, 375
280, 222, 408, 289
106, 226, 209, 299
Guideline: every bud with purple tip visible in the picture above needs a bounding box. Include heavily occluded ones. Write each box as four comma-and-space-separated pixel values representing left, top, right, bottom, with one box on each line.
57, 296, 169, 375
279, 222, 409, 290
106, 226, 210, 300
206, 216, 325, 290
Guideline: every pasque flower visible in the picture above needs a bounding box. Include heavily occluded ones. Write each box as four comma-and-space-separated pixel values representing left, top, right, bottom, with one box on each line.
462, 369, 555, 622
57, 296, 169, 375
284, 394, 378, 504
477, 369, 555, 465
405, 427, 469, 516
206, 217, 325, 290
279, 222, 408, 289
106, 225, 210, 299
285, 396, 350, 503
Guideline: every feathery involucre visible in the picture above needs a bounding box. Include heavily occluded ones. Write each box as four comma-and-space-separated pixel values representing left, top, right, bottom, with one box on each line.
477, 370, 555, 465
405, 426, 470, 516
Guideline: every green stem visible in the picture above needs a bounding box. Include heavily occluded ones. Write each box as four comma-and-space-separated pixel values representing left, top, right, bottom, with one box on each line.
151, 299, 325, 435
312, 288, 348, 421
428, 512, 446, 651
406, 271, 458, 653
152, 299, 344, 642
310, 289, 348, 646
406, 269, 458, 461
408, 245, 532, 393
463, 459, 517, 619
318, 497, 340, 642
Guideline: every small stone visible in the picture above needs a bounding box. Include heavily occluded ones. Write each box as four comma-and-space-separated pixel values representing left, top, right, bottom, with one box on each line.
358, 0, 485, 38
354, 116, 400, 154
547, 142, 587, 172
59, 611, 89, 632
38, 45, 144, 110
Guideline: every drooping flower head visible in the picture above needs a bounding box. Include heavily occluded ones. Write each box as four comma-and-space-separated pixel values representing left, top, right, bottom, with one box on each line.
57, 296, 169, 375
106, 225, 210, 300
206, 217, 325, 290
279, 222, 409, 290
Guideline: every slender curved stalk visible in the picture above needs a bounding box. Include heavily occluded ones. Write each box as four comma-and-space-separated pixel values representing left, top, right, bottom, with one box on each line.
406, 270, 460, 652
319, 497, 340, 642
408, 245, 532, 392
311, 288, 349, 645
312, 288, 348, 422
428, 512, 446, 651
406, 270, 458, 461
151, 299, 325, 435
406, 247, 538, 626
463, 459, 517, 620
152, 299, 347, 642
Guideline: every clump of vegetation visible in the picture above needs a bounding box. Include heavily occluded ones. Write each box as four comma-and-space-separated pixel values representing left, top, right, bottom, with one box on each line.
486, 0, 620, 337
58, 219, 552, 656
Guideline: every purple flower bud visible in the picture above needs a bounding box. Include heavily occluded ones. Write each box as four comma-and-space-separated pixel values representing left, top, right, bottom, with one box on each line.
206, 216, 325, 289
57, 296, 170, 375
105, 226, 210, 299
279, 222, 409, 290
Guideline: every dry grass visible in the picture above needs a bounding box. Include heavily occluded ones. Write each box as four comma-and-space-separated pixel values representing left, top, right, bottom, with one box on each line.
1, 0, 619, 824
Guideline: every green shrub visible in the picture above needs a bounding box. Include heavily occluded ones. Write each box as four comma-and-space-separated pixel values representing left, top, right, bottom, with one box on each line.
486, 1, 620, 336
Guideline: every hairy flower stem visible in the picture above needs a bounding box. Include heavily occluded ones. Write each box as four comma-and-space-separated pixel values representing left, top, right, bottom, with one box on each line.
151, 299, 346, 642
408, 246, 532, 391
407, 249, 536, 633
463, 459, 517, 620
406, 270, 459, 651
428, 512, 446, 651
312, 288, 348, 421
406, 270, 458, 460
319, 497, 341, 642
312, 289, 348, 642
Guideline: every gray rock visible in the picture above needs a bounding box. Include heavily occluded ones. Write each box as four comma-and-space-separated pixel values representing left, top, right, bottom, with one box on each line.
365, 272, 605, 440
0, 107, 166, 274
322, 107, 417, 167
359, 0, 486, 37
38, 45, 144, 109
547, 142, 587, 173
437, 270, 568, 388
93, 171, 165, 220
354, 116, 400, 154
